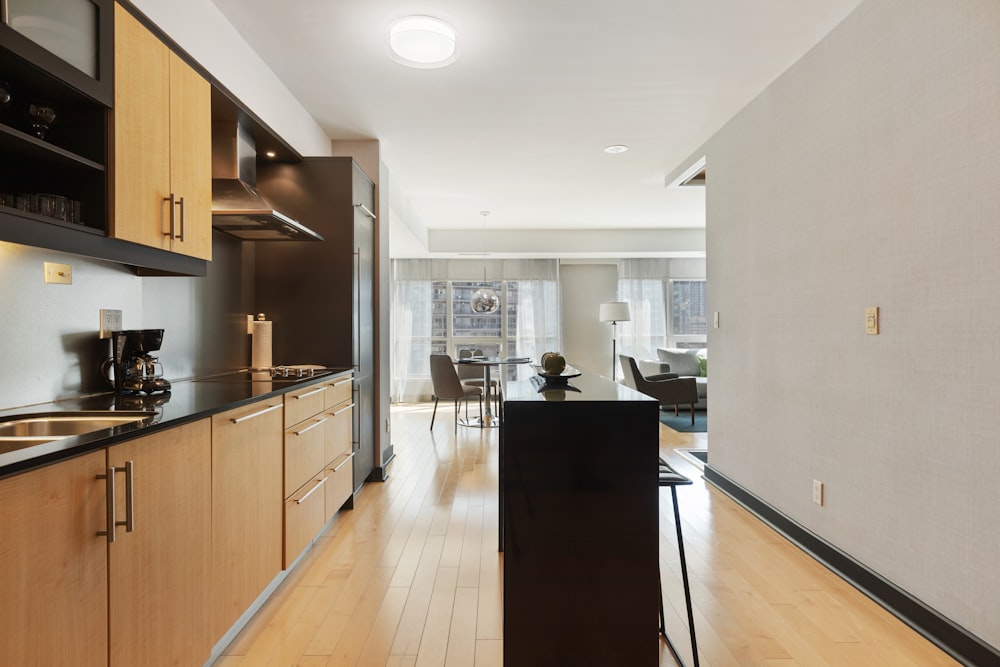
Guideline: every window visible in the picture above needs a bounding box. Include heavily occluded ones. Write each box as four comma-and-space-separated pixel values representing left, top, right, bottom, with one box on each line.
670, 280, 707, 348
392, 260, 559, 400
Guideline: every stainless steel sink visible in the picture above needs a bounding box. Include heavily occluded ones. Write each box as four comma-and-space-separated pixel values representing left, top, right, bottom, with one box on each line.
0, 411, 154, 438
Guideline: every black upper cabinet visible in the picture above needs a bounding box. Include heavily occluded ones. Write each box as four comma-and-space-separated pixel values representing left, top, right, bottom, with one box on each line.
0, 0, 114, 106
0, 0, 112, 236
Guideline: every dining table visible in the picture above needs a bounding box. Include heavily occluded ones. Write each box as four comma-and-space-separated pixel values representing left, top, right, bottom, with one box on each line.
455, 356, 532, 427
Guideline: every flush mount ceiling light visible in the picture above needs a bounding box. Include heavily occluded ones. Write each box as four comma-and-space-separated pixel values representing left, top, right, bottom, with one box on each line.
387, 16, 458, 69
603, 145, 629, 154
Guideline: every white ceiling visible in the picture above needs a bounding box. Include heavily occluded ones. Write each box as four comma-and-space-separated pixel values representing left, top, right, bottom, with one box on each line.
209, 0, 863, 258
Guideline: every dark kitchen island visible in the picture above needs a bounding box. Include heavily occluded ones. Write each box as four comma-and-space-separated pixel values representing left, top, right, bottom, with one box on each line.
500, 370, 660, 666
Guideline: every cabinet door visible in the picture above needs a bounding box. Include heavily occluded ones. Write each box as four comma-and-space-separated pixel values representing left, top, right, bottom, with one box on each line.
0, 450, 107, 667
107, 420, 212, 667
111, 4, 212, 260
211, 400, 284, 637
167, 52, 213, 260
111, 3, 171, 252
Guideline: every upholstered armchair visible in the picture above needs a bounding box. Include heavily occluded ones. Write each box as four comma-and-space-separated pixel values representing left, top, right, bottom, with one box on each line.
620, 355, 699, 425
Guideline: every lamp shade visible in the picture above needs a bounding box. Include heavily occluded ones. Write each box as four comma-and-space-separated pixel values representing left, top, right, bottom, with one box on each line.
599, 301, 631, 323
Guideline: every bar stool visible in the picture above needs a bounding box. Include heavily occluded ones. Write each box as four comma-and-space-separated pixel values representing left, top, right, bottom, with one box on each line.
658, 457, 700, 667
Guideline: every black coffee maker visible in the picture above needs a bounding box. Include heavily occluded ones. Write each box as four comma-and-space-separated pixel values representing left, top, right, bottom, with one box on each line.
110, 329, 171, 394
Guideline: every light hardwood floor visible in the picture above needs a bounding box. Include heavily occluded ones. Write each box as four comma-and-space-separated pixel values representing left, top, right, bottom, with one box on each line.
215, 403, 960, 667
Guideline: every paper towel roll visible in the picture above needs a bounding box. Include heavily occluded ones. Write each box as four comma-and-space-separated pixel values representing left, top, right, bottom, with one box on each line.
251, 320, 272, 369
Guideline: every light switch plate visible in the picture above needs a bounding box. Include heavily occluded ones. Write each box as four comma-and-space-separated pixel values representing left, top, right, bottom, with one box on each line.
43, 262, 72, 285
865, 307, 879, 335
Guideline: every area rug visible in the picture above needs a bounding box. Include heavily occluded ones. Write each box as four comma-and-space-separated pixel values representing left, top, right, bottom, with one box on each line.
658, 409, 707, 433
674, 448, 708, 470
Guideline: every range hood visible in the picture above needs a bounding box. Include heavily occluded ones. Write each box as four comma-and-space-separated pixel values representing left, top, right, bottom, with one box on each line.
211, 124, 323, 241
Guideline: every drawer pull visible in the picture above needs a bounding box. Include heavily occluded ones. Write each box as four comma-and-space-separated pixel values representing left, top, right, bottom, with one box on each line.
293, 417, 328, 436
295, 386, 329, 399
296, 476, 328, 504
332, 451, 355, 472
231, 403, 282, 424
332, 377, 353, 387
332, 402, 355, 416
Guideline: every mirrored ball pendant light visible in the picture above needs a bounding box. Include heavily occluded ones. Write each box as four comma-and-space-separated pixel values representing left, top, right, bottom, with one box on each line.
470, 211, 500, 315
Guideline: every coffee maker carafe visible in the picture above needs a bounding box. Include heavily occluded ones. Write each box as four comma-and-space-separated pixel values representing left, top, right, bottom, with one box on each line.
110, 329, 172, 394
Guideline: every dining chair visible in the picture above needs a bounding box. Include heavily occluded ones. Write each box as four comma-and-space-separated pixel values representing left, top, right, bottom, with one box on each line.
620, 355, 699, 425
456, 349, 500, 412
429, 354, 483, 432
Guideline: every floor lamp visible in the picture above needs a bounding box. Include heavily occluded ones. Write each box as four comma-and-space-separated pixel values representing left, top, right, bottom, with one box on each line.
599, 301, 631, 381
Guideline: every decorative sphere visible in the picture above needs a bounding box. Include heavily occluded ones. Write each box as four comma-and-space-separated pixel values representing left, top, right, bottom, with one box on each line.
470, 287, 500, 314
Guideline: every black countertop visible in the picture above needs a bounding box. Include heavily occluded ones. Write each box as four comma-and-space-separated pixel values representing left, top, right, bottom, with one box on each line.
504, 368, 656, 403
0, 368, 353, 480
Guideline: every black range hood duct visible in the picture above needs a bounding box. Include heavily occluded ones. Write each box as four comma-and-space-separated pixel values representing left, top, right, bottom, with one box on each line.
211, 123, 323, 241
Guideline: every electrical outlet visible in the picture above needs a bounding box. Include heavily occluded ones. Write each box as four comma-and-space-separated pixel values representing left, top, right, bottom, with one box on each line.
100, 309, 123, 339
247, 314, 254, 335
865, 306, 879, 335
812, 479, 824, 506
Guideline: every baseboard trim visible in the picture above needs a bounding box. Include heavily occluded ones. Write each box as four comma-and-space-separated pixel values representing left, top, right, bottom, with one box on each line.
703, 465, 999, 667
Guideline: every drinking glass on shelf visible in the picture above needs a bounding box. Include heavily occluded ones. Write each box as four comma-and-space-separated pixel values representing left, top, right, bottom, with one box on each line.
26, 103, 56, 139
37, 194, 67, 220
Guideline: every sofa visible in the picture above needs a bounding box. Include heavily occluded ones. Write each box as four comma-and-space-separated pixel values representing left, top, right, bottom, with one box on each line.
636, 348, 707, 410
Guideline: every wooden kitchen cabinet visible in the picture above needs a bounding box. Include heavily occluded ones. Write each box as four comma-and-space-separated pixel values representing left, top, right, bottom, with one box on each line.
283, 380, 333, 567
324, 378, 355, 516
212, 399, 284, 637
0, 450, 108, 667
111, 3, 212, 260
107, 419, 213, 667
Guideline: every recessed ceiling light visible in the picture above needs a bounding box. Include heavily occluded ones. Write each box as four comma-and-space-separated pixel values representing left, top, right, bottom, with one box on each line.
387, 16, 458, 69
604, 145, 629, 154
265, 151, 276, 158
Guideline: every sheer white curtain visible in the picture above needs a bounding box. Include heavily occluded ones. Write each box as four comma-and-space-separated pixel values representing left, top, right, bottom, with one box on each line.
391, 259, 438, 401
617, 259, 669, 364
504, 260, 559, 374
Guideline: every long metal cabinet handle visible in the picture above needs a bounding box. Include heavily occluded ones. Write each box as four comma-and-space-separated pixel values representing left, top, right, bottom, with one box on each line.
294, 385, 328, 400
96, 467, 117, 543
177, 196, 185, 241
332, 402, 354, 416
332, 451, 355, 472
354, 248, 361, 372
333, 377, 352, 387
293, 417, 328, 436
295, 476, 328, 504
122, 460, 135, 533
231, 403, 282, 424
355, 203, 376, 219
163, 193, 176, 238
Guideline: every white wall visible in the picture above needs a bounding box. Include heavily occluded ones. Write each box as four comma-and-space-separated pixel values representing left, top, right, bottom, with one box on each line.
560, 262, 619, 378
701, 0, 999, 646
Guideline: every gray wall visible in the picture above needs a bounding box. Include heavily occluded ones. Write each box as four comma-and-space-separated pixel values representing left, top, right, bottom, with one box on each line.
0, 232, 251, 409
701, 0, 999, 646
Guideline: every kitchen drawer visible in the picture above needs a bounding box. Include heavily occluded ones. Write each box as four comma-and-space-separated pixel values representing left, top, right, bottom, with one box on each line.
324, 374, 353, 410
284, 414, 328, 497
325, 451, 355, 519
283, 473, 328, 568
324, 401, 353, 464
284, 382, 330, 428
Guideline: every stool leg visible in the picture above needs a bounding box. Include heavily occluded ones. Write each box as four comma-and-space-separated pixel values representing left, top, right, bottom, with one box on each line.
671, 486, 700, 667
